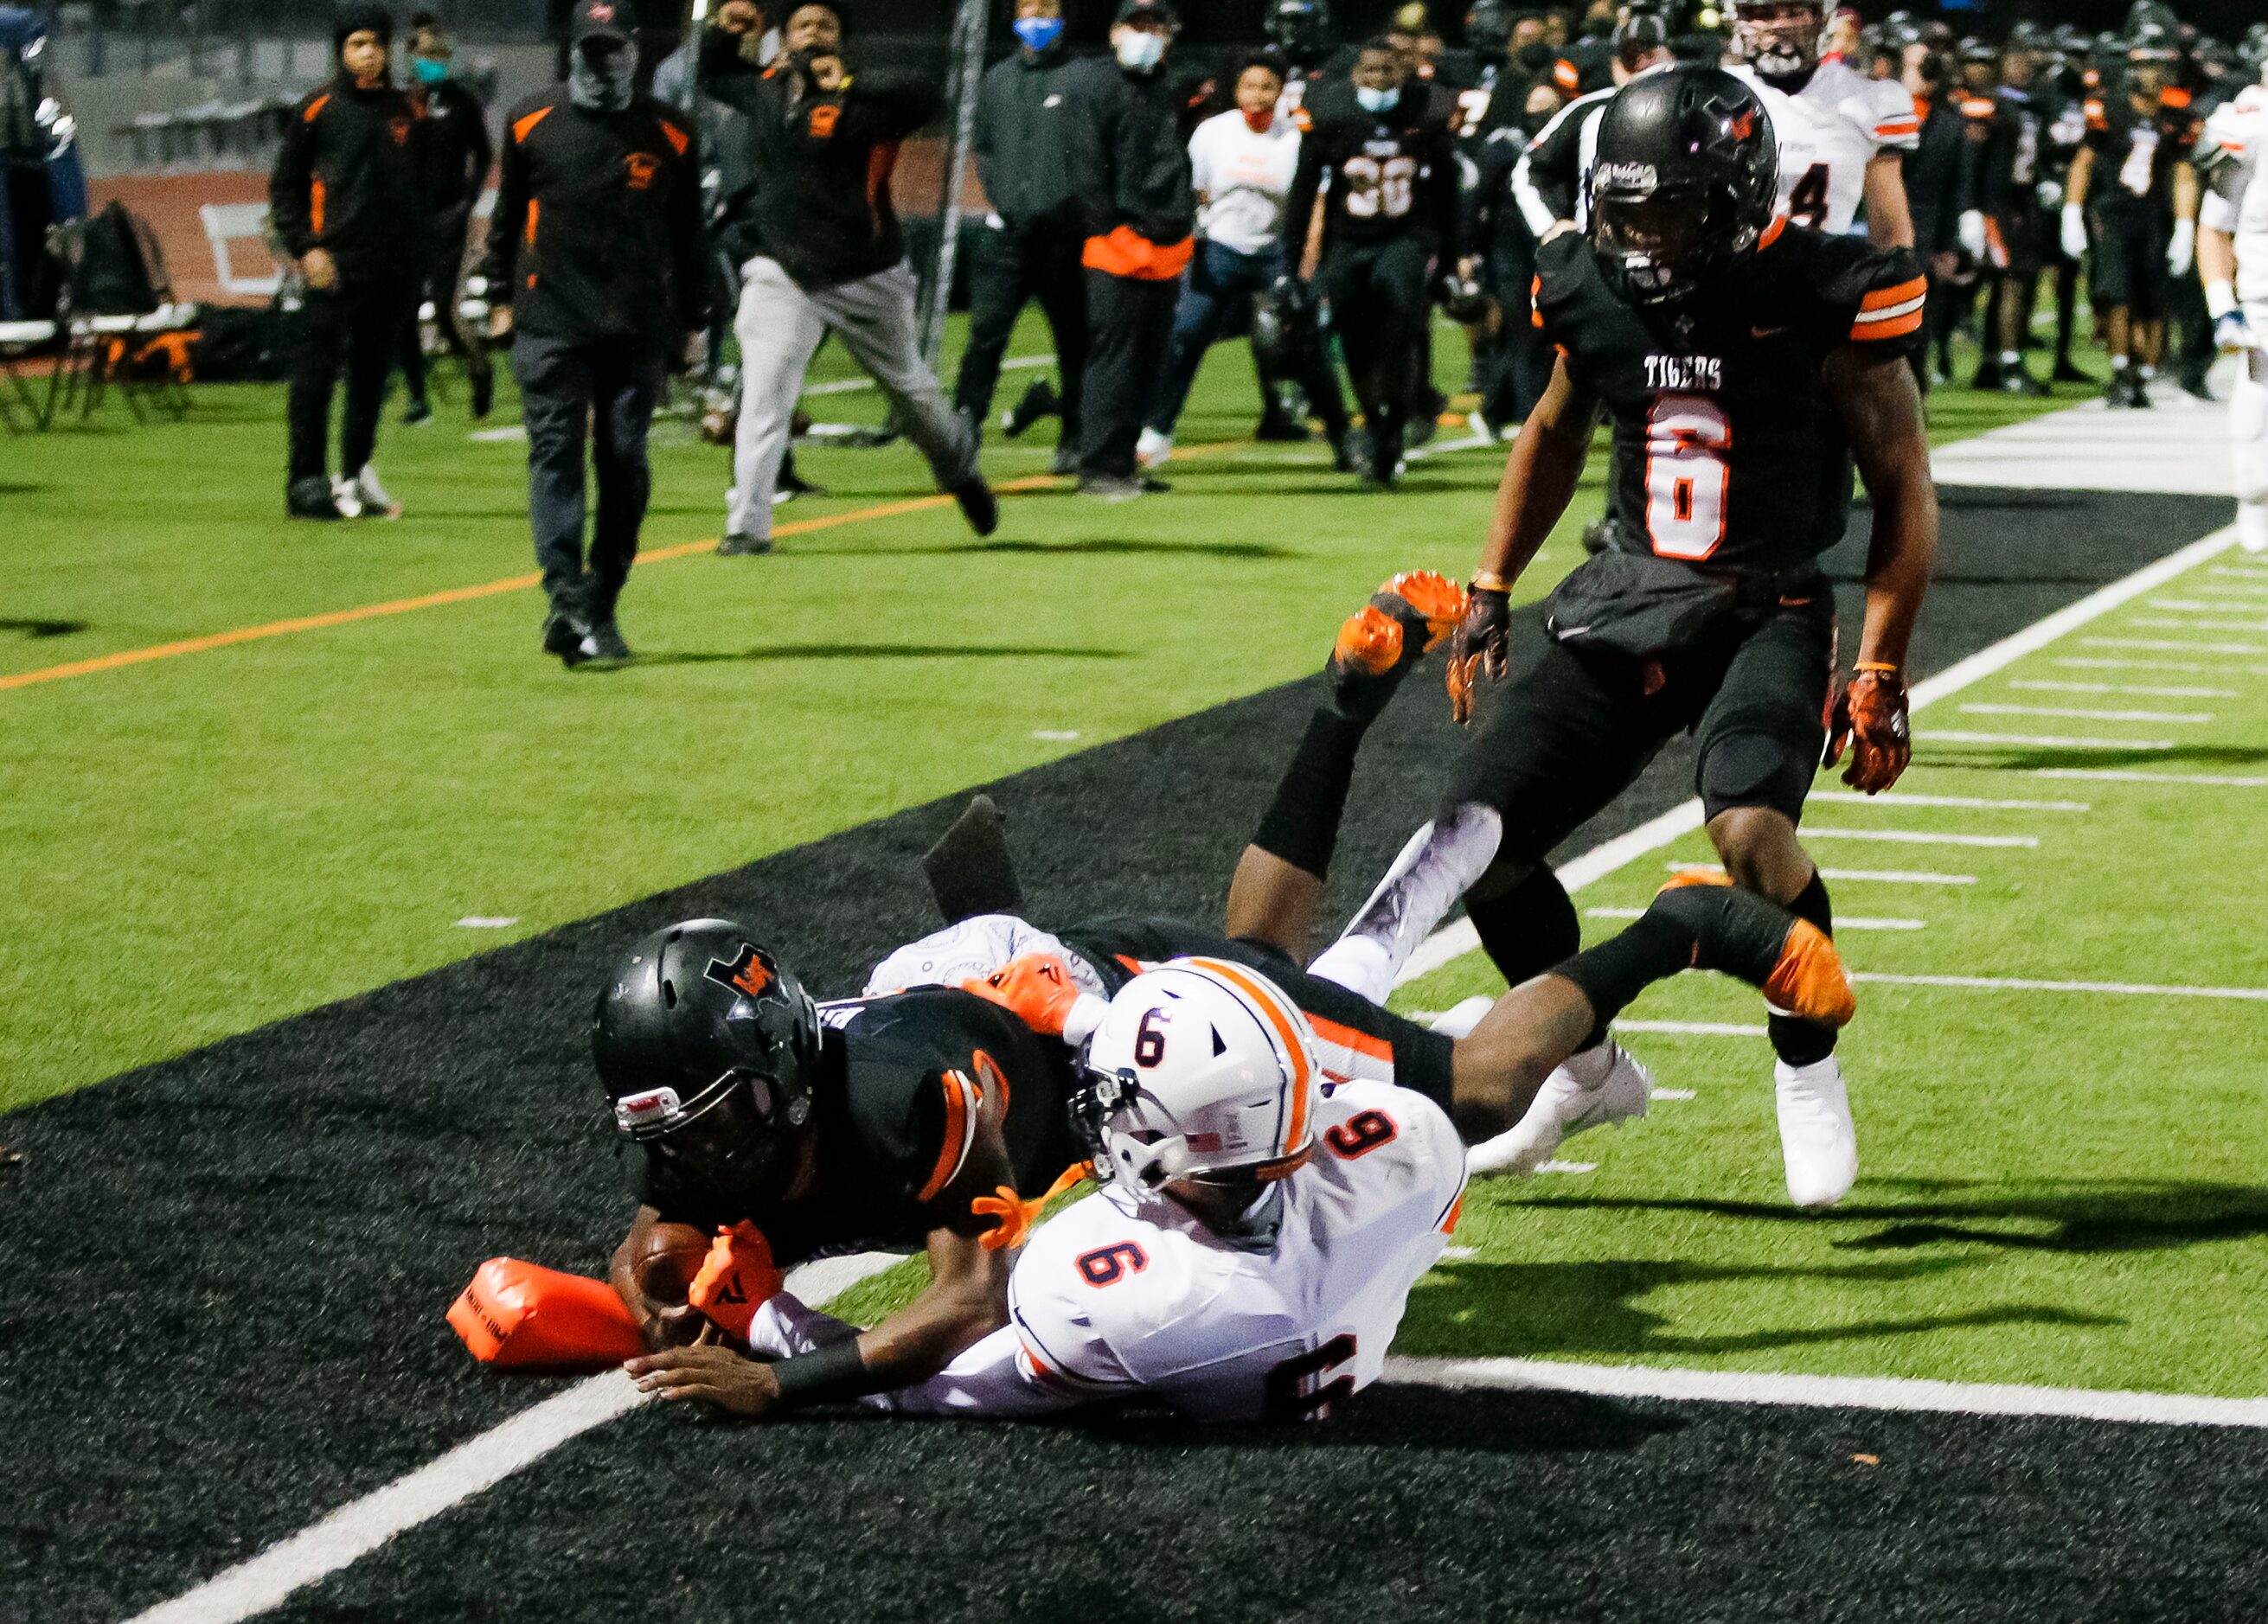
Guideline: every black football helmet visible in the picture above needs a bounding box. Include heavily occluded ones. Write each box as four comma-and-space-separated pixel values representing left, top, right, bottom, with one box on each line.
1589, 66, 1778, 308
1265, 0, 1334, 67
592, 919, 825, 1202
1467, 0, 1514, 60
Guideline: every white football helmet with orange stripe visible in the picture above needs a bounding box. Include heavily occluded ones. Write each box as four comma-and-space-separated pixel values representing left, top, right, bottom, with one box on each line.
1073, 960, 1320, 1196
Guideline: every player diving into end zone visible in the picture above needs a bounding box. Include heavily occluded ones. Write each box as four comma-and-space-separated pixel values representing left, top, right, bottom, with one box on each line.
606, 576, 1856, 1422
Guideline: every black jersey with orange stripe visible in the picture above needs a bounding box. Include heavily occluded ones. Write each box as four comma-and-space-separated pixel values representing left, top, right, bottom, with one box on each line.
1534, 222, 1926, 576
633, 988, 1081, 1264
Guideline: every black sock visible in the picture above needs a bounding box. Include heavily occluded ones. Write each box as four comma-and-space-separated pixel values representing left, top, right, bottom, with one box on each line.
1769, 870, 1836, 1066
1551, 912, 1695, 1047
1467, 866, 1581, 990
1253, 708, 1366, 880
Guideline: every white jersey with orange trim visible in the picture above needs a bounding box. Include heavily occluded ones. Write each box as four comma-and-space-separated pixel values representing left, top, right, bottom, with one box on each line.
2201, 86, 2268, 304
1729, 61, 1918, 236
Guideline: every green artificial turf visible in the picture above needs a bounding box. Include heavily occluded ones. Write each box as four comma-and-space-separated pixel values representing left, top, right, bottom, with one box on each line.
0, 310, 2078, 1110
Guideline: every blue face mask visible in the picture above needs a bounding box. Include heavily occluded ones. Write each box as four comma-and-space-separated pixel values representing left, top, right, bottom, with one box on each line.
413, 55, 449, 85
1013, 16, 1064, 52
1355, 84, 1399, 113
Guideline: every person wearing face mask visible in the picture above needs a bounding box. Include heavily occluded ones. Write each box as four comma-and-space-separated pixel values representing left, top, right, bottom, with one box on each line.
951, 0, 1089, 473
1064, 0, 1198, 501
482, 0, 708, 668
704, 2, 999, 551
270, 3, 426, 521
397, 12, 495, 425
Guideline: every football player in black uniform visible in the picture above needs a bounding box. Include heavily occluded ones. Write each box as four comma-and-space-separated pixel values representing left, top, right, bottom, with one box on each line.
1318, 67, 1936, 1211
1963, 26, 2055, 396
1284, 37, 1464, 485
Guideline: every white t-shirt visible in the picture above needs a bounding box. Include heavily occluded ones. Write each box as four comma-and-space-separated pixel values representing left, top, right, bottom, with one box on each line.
1188, 108, 1304, 256
2201, 85, 2268, 304
1730, 60, 1919, 236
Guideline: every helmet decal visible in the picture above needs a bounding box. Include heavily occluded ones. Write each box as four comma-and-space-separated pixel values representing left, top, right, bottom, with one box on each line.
704, 942, 777, 1000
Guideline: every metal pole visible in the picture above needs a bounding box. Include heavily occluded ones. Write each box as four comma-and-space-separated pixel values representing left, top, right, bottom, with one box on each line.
919, 0, 988, 371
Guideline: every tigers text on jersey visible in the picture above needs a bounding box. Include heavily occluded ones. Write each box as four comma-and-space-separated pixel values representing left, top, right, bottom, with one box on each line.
1007, 1079, 1466, 1422
1727, 60, 1918, 235
1535, 221, 1926, 572
2201, 85, 2268, 303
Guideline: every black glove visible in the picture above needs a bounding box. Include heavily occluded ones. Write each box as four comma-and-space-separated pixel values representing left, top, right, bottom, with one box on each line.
1446, 583, 1511, 725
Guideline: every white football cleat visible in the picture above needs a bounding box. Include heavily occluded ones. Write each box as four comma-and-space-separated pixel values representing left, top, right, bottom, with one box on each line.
1467, 1040, 1651, 1179
1775, 1055, 1857, 1208
330, 473, 363, 520
1427, 995, 1496, 1039
1308, 805, 1502, 1006
1135, 427, 1172, 470
353, 464, 402, 520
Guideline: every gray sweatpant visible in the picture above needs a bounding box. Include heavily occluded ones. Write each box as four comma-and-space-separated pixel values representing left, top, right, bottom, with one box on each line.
727, 255, 977, 541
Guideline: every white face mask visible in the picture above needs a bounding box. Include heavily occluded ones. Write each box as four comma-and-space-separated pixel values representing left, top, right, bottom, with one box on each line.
1115, 29, 1165, 71
1355, 84, 1399, 113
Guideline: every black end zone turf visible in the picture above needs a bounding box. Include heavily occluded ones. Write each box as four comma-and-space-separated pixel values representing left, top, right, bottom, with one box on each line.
0, 489, 2237, 1622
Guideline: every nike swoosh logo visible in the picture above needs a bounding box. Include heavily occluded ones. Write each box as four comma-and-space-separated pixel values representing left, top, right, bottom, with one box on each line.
1752, 325, 1788, 337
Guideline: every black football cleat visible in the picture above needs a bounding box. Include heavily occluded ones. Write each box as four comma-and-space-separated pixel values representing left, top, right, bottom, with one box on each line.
1327, 571, 1468, 726
1002, 379, 1060, 439
542, 608, 593, 668
952, 477, 1000, 537
287, 476, 343, 521
584, 617, 633, 667
470, 368, 495, 420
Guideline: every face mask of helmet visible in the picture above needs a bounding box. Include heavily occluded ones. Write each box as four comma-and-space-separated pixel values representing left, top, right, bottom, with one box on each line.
1116, 28, 1167, 71
1733, 2, 1824, 87
1013, 16, 1065, 52
1355, 82, 1400, 112
1593, 184, 1731, 305
571, 37, 638, 112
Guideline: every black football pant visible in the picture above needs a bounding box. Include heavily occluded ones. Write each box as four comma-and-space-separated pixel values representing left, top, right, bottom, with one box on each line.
398, 206, 491, 407
285, 273, 413, 487
1482, 226, 1551, 426
1322, 235, 1432, 453
954, 214, 1087, 443
513, 331, 664, 623
1079, 269, 1178, 480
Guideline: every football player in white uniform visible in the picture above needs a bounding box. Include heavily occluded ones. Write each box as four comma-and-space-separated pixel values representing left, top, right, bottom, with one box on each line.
1724, 0, 1918, 246
2198, 64, 2268, 553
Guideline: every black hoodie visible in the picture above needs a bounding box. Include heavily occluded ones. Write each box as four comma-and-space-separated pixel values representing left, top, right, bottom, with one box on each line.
269, 12, 426, 280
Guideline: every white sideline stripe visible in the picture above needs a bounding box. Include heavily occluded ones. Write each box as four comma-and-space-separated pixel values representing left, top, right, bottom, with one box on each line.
1381, 1357, 2268, 1430
1850, 971, 2268, 1002
1614, 1020, 1769, 1034
123, 1252, 903, 1624
2033, 768, 2268, 788
1586, 907, 1923, 930
1959, 702, 2214, 724
1928, 729, 2175, 750
2083, 636, 2268, 655
1804, 790, 2089, 810
1800, 827, 2039, 847
1671, 861, 1978, 886
2012, 681, 2236, 698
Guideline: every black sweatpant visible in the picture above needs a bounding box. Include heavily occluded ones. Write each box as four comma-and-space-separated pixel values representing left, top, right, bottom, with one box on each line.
399, 206, 491, 407
1322, 235, 1433, 451
1079, 268, 1179, 480
513, 331, 664, 622
286, 275, 414, 487
954, 214, 1088, 440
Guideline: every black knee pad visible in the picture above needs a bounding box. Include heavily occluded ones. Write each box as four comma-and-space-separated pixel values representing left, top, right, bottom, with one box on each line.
1700, 729, 1815, 826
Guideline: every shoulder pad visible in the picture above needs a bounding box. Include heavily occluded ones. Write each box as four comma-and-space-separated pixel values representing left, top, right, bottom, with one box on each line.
1817, 239, 1928, 348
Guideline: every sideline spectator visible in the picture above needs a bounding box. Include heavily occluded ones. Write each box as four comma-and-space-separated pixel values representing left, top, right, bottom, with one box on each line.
1067, 0, 1196, 501
271, 3, 424, 521
708, 1, 998, 554
952, 0, 1089, 473
400, 11, 495, 423
1136, 51, 1301, 466
483, 0, 708, 668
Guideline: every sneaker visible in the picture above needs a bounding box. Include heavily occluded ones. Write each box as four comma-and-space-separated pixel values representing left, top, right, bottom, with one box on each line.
1135, 427, 1173, 470
402, 398, 432, 426
777, 458, 822, 499
1325, 569, 1470, 726
1427, 995, 1496, 1039
2126, 369, 2155, 409
716, 532, 773, 557
330, 474, 364, 521
353, 464, 402, 520
287, 475, 344, 520
1002, 378, 1060, 439
951, 477, 1000, 537
583, 617, 633, 667
1467, 1041, 1654, 1179
1078, 474, 1146, 502
1775, 1054, 1857, 1208
542, 605, 593, 668
1309, 803, 1502, 1002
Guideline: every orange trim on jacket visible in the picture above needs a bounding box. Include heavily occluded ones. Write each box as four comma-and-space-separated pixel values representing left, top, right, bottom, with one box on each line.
1082, 225, 1195, 281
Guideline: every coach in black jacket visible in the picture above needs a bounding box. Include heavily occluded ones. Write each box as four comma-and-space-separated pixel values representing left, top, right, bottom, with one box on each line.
399, 12, 496, 423
270, 3, 425, 521
483, 0, 707, 668
1066, 0, 1196, 499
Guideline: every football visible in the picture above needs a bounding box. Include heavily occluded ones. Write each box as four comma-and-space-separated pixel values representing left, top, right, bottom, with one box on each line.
631, 1220, 714, 1310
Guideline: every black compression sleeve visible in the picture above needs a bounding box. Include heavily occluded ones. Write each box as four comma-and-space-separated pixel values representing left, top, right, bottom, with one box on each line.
771, 1337, 873, 1409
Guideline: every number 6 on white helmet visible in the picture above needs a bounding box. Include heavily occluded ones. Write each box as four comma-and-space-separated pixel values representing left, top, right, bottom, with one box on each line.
1073, 959, 1322, 1196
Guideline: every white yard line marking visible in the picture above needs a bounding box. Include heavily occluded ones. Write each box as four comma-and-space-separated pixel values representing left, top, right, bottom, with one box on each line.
1669, 861, 1978, 886
124, 1252, 902, 1624
2083, 636, 2268, 655
2054, 657, 2207, 672
2147, 598, 2265, 611
1650, 1087, 1698, 1100
1587, 907, 1924, 930
1614, 1020, 1770, 1037
2209, 566, 2268, 579
1806, 790, 2088, 811
2132, 617, 2268, 633
1959, 702, 2214, 724
2011, 681, 2236, 698
1536, 1160, 1598, 1174
1799, 828, 2039, 847
804, 354, 1050, 399
1382, 1357, 2268, 1431
453, 917, 519, 930
2031, 768, 2268, 788
1850, 972, 2268, 1002
1032, 729, 1080, 741
1927, 729, 2176, 750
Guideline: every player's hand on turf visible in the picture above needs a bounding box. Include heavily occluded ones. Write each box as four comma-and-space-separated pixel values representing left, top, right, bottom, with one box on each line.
959, 952, 1085, 1038
1824, 667, 1911, 794
627, 1338, 785, 1417
1446, 584, 1511, 726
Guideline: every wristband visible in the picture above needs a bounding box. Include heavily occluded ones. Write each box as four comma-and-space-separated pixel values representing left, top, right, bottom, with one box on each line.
2207, 281, 2239, 323
1855, 661, 1900, 677
770, 1336, 872, 1408
1471, 571, 1509, 594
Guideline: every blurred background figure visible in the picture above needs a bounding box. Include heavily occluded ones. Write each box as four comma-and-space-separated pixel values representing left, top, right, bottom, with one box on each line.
484, 0, 708, 668
399, 11, 495, 425
953, 0, 1090, 474
1067, 0, 1196, 501
272, 3, 425, 521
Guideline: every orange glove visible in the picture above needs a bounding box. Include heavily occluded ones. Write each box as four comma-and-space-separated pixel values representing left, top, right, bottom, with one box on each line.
1823, 665, 1911, 795
959, 952, 1086, 1038
972, 1165, 1088, 1251
688, 1221, 784, 1339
